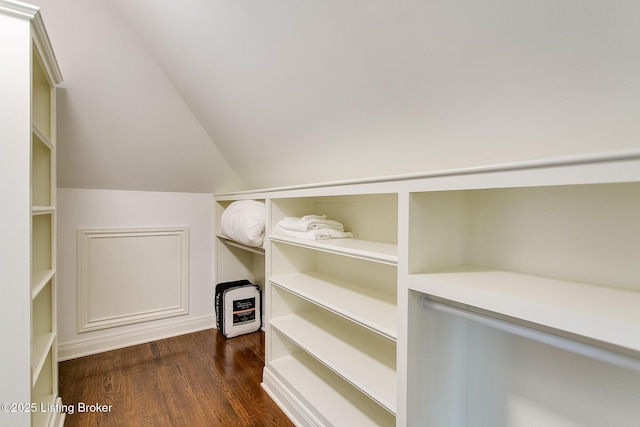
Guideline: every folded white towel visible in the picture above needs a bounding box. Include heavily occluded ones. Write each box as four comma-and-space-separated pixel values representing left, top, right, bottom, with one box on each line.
278, 215, 345, 232
275, 224, 353, 240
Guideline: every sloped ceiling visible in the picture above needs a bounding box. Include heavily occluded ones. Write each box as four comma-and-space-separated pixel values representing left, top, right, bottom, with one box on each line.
32, 0, 245, 193
36, 0, 640, 191
106, 0, 640, 189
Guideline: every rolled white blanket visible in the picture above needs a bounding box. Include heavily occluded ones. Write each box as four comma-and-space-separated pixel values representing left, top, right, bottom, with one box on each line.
220, 200, 266, 247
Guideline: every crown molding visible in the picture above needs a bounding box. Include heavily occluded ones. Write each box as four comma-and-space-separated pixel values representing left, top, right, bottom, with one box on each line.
31, 10, 63, 83
0, 0, 63, 83
0, 0, 38, 20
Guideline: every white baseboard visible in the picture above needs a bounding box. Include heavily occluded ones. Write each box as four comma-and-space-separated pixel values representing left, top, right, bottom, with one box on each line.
262, 366, 320, 427
58, 315, 215, 361
46, 397, 65, 427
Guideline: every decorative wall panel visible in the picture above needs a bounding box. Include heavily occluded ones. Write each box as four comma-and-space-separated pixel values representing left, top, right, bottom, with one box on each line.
78, 227, 189, 332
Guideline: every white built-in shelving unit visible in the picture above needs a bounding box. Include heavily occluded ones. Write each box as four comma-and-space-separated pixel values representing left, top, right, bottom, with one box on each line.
0, 2, 64, 426
267, 193, 399, 425
403, 156, 640, 426
215, 151, 640, 426
215, 191, 400, 425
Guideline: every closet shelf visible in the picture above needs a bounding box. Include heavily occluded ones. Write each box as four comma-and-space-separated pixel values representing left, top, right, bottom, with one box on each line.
268, 354, 396, 427
31, 332, 55, 387
32, 122, 54, 149
270, 235, 398, 265
32, 206, 54, 215
407, 264, 640, 354
217, 235, 265, 255
271, 272, 397, 340
270, 311, 397, 413
31, 269, 54, 298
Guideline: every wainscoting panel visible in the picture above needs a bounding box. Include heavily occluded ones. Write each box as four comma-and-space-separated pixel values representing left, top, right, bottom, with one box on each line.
78, 227, 189, 333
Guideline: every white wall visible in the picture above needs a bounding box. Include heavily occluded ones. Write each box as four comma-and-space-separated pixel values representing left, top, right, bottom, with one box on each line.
57, 188, 216, 359
30, 0, 244, 193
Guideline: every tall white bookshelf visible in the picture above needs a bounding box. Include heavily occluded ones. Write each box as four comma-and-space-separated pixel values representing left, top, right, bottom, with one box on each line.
0, 2, 63, 426
267, 193, 399, 425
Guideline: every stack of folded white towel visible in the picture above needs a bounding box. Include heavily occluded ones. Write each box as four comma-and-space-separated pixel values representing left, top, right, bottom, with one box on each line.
275, 215, 353, 240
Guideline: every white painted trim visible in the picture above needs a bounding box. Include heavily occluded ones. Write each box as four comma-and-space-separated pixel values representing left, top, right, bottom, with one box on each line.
58, 315, 215, 361
262, 367, 320, 427
0, 1, 63, 83
0, 0, 38, 20
77, 226, 189, 333
215, 148, 640, 197
45, 398, 65, 427
31, 11, 62, 83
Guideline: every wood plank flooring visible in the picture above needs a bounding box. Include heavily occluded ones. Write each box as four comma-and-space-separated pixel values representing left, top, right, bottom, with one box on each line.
59, 329, 294, 427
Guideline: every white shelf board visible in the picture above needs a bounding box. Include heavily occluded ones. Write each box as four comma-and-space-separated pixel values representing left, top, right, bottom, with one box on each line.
269, 354, 396, 427
270, 235, 398, 265
271, 311, 397, 413
32, 122, 54, 149
271, 272, 397, 340
217, 235, 265, 255
31, 332, 55, 387
407, 265, 640, 354
31, 206, 54, 215
31, 269, 54, 298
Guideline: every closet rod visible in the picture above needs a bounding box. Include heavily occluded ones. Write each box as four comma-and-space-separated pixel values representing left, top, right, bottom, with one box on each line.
419, 294, 640, 373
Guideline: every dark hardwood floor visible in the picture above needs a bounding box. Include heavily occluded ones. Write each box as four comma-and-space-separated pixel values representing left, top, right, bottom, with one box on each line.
59, 329, 294, 427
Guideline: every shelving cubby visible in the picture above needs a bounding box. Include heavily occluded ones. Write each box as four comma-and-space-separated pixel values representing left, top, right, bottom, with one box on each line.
31, 50, 52, 140
270, 286, 397, 412
215, 198, 266, 286
31, 279, 54, 378
406, 289, 640, 426
271, 242, 397, 340
31, 347, 56, 427
269, 333, 396, 427
31, 213, 53, 274
31, 130, 53, 208
269, 194, 398, 264
406, 182, 640, 355
403, 156, 640, 426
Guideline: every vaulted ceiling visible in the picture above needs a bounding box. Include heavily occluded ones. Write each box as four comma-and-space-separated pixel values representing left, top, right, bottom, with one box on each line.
32, 0, 640, 192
